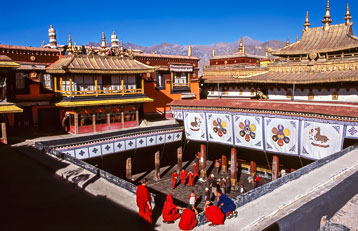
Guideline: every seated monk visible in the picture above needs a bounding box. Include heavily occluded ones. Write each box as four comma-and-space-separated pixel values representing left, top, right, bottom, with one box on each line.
162, 194, 181, 223
204, 201, 224, 226
216, 189, 237, 219
178, 205, 198, 230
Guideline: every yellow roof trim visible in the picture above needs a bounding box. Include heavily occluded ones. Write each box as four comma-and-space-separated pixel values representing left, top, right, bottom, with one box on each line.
0, 61, 20, 68
0, 104, 23, 113
55, 97, 154, 107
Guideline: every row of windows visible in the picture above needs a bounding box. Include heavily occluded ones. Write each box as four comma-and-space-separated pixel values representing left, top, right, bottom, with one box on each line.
70, 111, 136, 127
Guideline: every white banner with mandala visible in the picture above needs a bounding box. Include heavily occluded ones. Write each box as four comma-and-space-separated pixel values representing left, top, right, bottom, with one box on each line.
301, 121, 344, 160
184, 112, 207, 141
264, 118, 299, 155
206, 113, 233, 145
346, 125, 358, 139
233, 115, 263, 150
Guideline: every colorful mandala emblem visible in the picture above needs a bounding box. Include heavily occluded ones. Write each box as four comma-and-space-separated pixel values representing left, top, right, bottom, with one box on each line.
239, 120, 256, 142
272, 124, 290, 146
213, 118, 227, 137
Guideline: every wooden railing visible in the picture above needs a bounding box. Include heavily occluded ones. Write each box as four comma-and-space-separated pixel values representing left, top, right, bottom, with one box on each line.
54, 77, 144, 97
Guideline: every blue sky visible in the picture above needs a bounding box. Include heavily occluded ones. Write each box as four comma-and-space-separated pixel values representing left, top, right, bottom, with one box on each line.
1, 0, 357, 47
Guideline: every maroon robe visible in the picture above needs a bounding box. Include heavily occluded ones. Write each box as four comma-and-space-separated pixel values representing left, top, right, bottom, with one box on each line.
136, 184, 152, 224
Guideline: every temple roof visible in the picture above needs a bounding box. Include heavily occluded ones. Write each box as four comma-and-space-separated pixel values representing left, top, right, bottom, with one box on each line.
210, 51, 265, 60
168, 99, 358, 120
47, 55, 154, 74
273, 23, 358, 56
0, 55, 20, 68
0, 44, 60, 53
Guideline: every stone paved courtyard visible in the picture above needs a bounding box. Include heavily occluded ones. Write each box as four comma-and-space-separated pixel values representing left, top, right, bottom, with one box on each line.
133, 160, 271, 211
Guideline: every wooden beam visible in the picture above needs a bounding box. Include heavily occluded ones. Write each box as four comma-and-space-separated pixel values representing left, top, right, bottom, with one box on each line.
221, 154, 227, 173
74, 112, 79, 134
250, 161, 257, 177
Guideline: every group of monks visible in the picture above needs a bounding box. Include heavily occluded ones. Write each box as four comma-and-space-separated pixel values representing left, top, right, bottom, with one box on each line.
172, 162, 200, 189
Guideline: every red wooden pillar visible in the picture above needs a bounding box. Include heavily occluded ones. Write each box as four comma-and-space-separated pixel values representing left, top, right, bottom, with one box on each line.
200, 144, 207, 178
92, 114, 96, 132
121, 107, 124, 129
154, 151, 160, 181
272, 155, 279, 180
135, 108, 139, 126
126, 157, 132, 180
221, 154, 227, 173
177, 146, 182, 173
107, 112, 111, 130
230, 147, 238, 187
250, 161, 256, 177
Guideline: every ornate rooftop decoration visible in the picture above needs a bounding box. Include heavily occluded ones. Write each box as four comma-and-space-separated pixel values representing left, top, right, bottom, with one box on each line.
322, 0, 332, 30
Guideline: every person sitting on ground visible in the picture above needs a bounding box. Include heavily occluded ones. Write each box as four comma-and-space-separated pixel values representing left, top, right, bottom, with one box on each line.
204, 201, 224, 226
178, 205, 198, 230
216, 189, 237, 219
188, 190, 196, 207
162, 194, 181, 224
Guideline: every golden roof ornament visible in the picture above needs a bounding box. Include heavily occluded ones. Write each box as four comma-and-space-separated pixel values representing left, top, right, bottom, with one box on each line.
286, 36, 290, 46
188, 45, 192, 57
322, 0, 332, 30
87, 46, 94, 56
296, 34, 299, 42
67, 34, 73, 55
238, 37, 244, 53
304, 11, 311, 31
99, 32, 107, 56
212, 47, 215, 57
73, 42, 78, 55
345, 2, 353, 25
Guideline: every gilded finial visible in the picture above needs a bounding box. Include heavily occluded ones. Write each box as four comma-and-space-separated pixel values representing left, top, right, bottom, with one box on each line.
304, 11, 311, 31
88, 46, 94, 56
73, 42, 78, 55
296, 34, 299, 42
212, 47, 215, 57
265, 46, 268, 57
322, 0, 332, 30
99, 32, 107, 56
188, 45, 192, 57
239, 37, 245, 53
345, 2, 353, 25
120, 40, 124, 51
67, 34, 73, 55
286, 36, 290, 46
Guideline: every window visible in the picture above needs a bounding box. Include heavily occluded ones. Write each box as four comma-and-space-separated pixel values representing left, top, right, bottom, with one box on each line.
124, 110, 135, 121
110, 112, 121, 123
123, 75, 137, 90
42, 74, 52, 90
79, 114, 92, 126
156, 72, 166, 90
16, 73, 26, 90
95, 113, 107, 124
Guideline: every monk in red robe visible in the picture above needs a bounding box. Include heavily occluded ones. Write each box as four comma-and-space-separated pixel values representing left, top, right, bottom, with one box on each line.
180, 169, 187, 185
136, 178, 152, 224
178, 205, 198, 230
188, 171, 194, 186
204, 201, 224, 226
193, 162, 199, 178
172, 171, 178, 189
162, 194, 181, 223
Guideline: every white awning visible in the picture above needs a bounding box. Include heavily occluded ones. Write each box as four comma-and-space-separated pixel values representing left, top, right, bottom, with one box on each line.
170, 65, 193, 72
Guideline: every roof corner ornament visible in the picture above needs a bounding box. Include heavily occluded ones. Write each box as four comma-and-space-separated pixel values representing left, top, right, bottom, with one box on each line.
322, 0, 332, 30
345, 2, 353, 25
87, 46, 94, 56
67, 34, 73, 55
304, 11, 311, 31
99, 32, 107, 56
73, 42, 79, 56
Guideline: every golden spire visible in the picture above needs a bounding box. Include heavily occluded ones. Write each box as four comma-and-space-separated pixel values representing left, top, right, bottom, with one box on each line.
212, 47, 215, 57
239, 37, 245, 53
188, 45, 192, 57
286, 36, 290, 46
322, 0, 332, 30
67, 34, 73, 55
265, 46, 269, 57
73, 42, 78, 55
99, 32, 107, 56
345, 2, 353, 25
304, 11, 311, 31
296, 34, 299, 42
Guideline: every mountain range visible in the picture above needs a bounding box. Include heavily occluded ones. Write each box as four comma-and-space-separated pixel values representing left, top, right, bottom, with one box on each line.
88, 36, 286, 74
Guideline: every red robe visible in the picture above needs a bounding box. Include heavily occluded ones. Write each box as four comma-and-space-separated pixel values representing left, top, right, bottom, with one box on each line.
193, 163, 199, 178
136, 184, 152, 224
205, 205, 224, 225
178, 209, 197, 230
180, 170, 187, 185
172, 172, 178, 189
188, 172, 194, 186
162, 194, 180, 222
